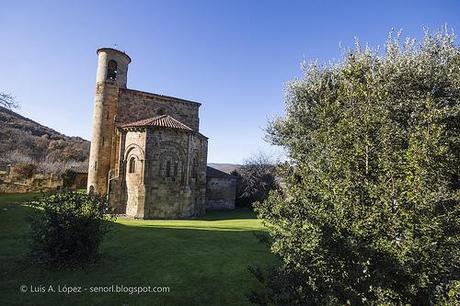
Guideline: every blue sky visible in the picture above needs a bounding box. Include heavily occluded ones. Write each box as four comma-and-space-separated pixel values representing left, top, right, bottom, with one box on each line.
1, 0, 459, 163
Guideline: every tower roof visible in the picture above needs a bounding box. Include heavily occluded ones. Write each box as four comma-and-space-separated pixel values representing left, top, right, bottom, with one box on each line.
119, 115, 193, 131
97, 47, 132, 63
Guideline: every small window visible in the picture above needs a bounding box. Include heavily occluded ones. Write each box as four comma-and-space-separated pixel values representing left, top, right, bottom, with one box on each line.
173, 162, 178, 177
192, 159, 197, 179
107, 60, 118, 81
128, 157, 136, 173
166, 161, 171, 177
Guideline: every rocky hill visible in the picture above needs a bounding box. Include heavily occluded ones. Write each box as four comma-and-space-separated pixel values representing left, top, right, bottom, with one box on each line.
207, 163, 241, 174
0, 106, 244, 176
0, 106, 90, 173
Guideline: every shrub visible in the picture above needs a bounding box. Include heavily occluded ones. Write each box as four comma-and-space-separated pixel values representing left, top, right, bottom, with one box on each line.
436, 280, 460, 306
61, 169, 77, 188
27, 191, 114, 265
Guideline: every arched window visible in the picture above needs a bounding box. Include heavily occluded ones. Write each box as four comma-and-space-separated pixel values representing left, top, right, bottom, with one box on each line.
128, 157, 136, 173
107, 60, 118, 81
166, 161, 171, 177
173, 162, 178, 177
191, 158, 198, 179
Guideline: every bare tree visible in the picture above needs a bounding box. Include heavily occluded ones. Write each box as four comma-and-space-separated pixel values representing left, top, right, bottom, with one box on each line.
0, 92, 18, 109
232, 152, 279, 207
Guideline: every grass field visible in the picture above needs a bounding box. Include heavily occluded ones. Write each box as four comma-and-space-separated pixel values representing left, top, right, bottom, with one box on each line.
0, 193, 274, 306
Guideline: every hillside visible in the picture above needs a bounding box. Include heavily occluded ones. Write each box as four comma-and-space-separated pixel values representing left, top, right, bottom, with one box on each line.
0, 106, 244, 175
207, 163, 241, 174
0, 106, 90, 173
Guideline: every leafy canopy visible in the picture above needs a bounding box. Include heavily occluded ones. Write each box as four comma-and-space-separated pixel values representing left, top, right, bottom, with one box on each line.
254, 28, 460, 305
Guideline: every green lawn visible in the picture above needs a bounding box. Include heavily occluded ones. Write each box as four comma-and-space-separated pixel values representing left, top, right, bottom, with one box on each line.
0, 193, 274, 306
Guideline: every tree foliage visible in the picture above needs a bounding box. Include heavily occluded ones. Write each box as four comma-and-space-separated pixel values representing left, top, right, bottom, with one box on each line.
232, 153, 279, 208
27, 191, 114, 265
254, 29, 460, 305
61, 169, 78, 188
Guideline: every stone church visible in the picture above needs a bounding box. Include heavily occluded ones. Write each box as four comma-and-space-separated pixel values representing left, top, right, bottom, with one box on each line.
87, 48, 235, 219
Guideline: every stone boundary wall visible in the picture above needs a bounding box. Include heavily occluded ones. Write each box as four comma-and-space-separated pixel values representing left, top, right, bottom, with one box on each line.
205, 177, 237, 210
0, 165, 89, 193
0, 172, 62, 193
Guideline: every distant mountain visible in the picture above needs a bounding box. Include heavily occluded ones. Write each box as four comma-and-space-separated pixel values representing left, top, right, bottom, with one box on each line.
0, 106, 90, 172
207, 163, 242, 174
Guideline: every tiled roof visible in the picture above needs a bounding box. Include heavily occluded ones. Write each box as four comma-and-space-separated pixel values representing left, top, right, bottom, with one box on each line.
119, 115, 193, 131
68, 164, 88, 174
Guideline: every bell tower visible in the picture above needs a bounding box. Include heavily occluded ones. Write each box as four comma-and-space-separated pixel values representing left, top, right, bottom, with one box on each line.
87, 48, 131, 195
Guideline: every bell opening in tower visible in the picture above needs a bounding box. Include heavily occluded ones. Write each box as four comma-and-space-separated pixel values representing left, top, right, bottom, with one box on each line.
107, 60, 118, 81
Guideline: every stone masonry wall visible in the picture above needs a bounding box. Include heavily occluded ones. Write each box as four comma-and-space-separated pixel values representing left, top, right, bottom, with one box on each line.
0, 172, 62, 193
206, 177, 237, 210
117, 88, 200, 131
123, 130, 146, 218
144, 127, 191, 218
87, 48, 130, 196
112, 126, 207, 219
140, 128, 207, 218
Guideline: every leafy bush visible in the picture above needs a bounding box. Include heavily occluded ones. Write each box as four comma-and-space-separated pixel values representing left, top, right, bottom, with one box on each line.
61, 169, 77, 188
254, 29, 460, 305
27, 191, 114, 265
436, 280, 460, 306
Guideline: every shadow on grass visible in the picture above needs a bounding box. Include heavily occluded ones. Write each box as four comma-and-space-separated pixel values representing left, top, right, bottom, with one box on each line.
0, 193, 42, 205
196, 208, 257, 221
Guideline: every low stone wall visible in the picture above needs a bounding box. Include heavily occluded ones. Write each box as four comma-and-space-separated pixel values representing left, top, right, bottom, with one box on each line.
206, 177, 237, 210
0, 172, 62, 193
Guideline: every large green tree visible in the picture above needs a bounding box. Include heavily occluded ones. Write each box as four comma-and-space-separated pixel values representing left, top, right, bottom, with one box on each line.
254, 29, 460, 305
